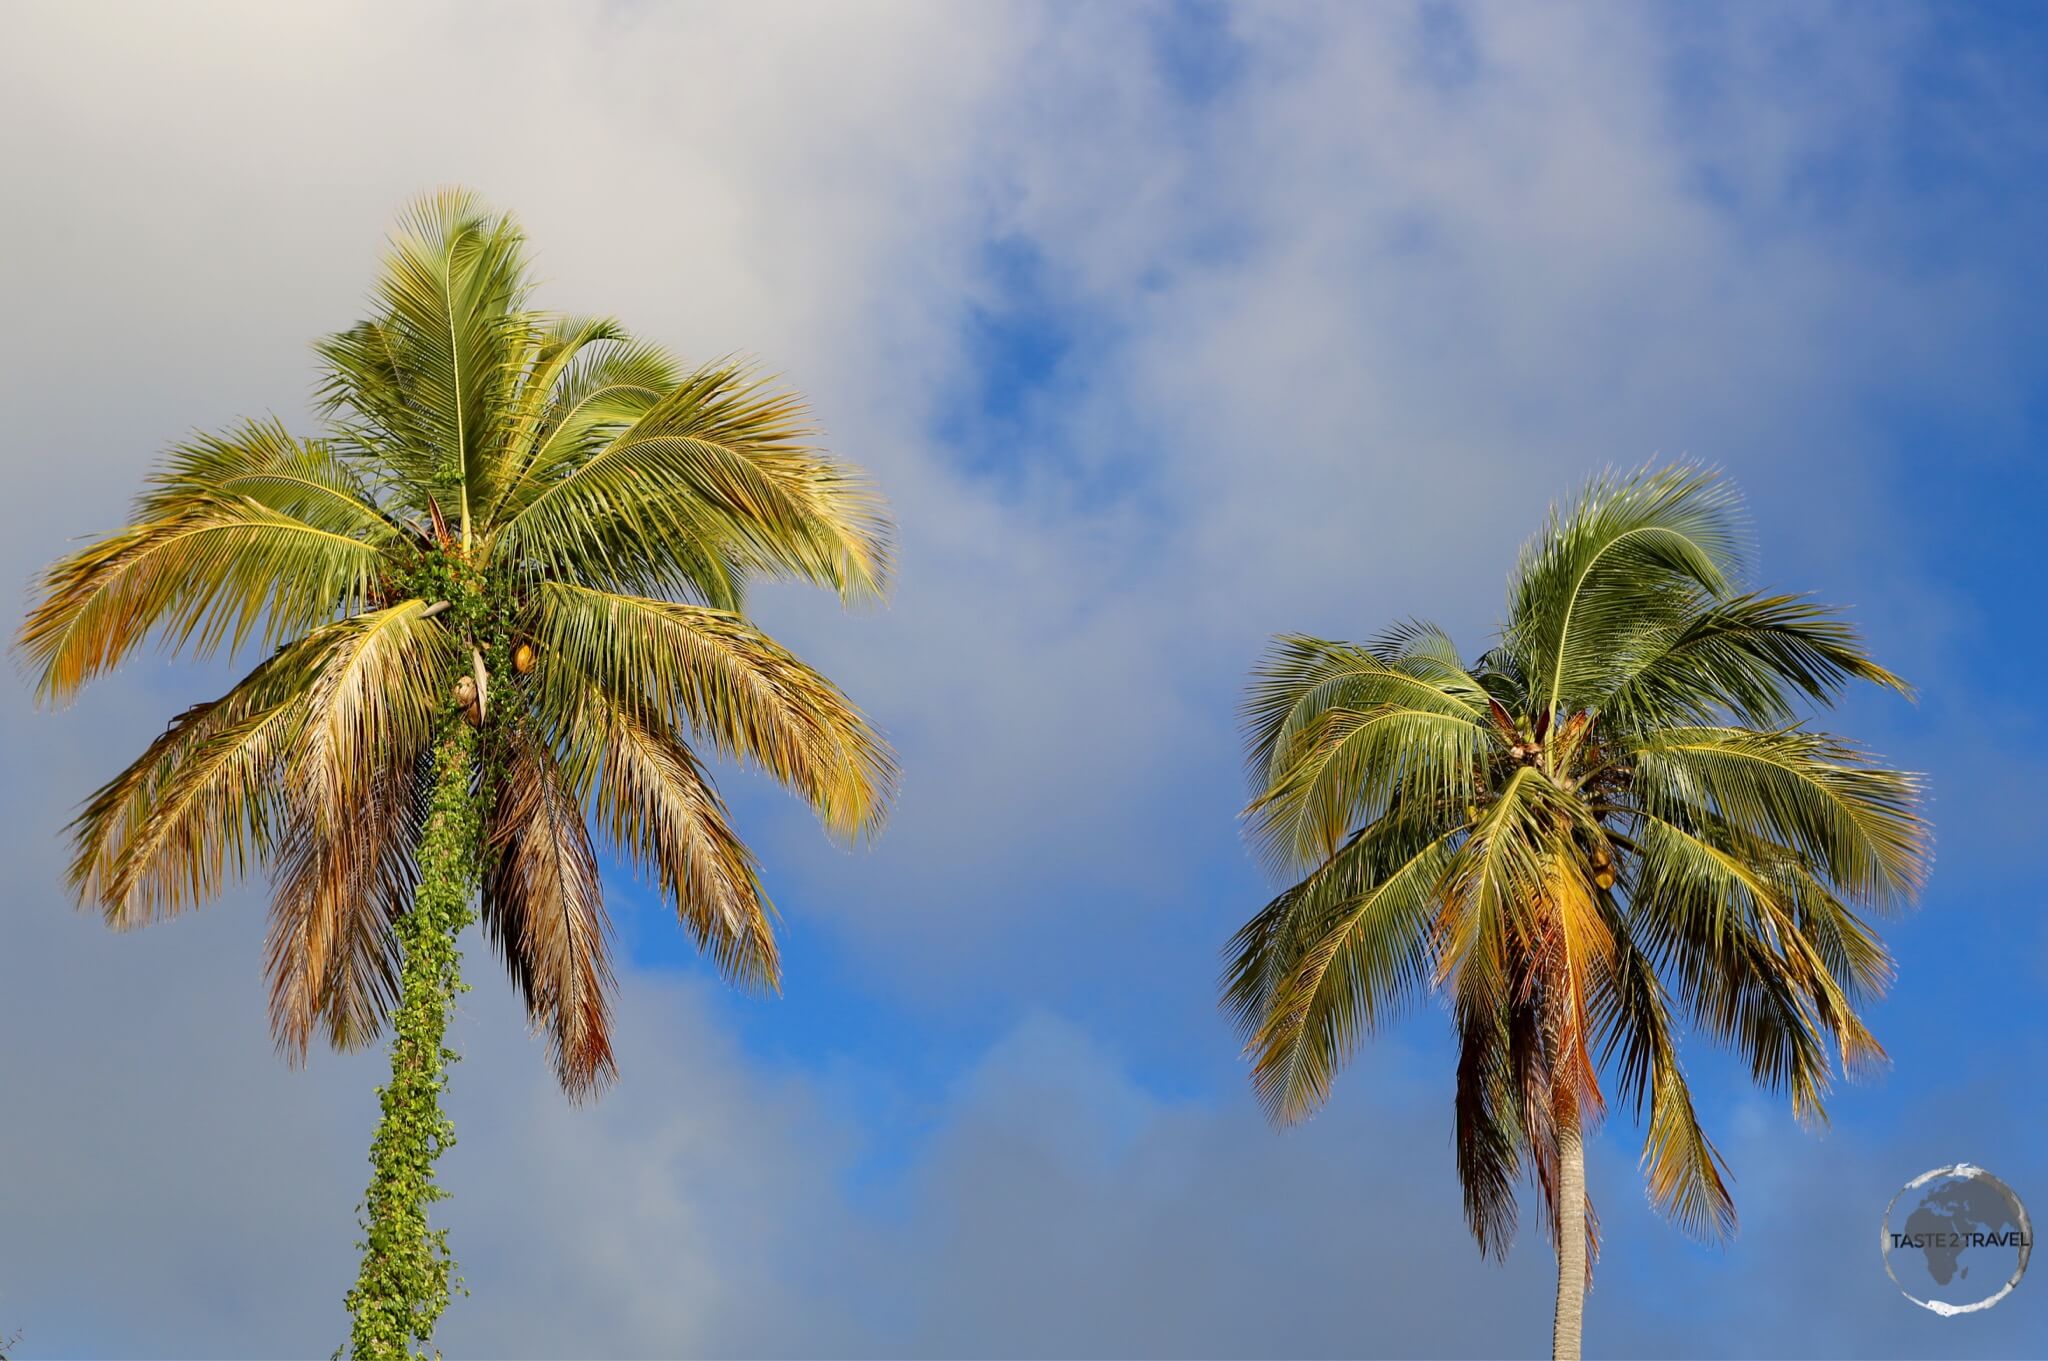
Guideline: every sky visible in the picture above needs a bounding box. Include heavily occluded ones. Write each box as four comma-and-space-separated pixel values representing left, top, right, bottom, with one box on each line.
2, 1, 2046, 1356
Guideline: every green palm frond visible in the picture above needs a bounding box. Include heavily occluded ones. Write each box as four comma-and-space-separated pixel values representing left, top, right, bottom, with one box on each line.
1589, 908, 1736, 1240
491, 333, 680, 525
1626, 812, 1849, 1119
1775, 857, 1895, 1004
1245, 704, 1483, 873
1471, 645, 1531, 713
1507, 463, 1744, 721
497, 362, 891, 603
1455, 995, 1528, 1259
1631, 725, 1927, 908
1437, 768, 1561, 1004
326, 189, 532, 535
140, 419, 402, 537
1242, 633, 1484, 872
1238, 819, 1463, 1122
1640, 1059, 1735, 1239
477, 315, 634, 527
1601, 591, 1911, 729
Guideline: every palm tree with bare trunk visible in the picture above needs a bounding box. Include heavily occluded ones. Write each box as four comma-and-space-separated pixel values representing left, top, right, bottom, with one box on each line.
1225, 465, 1927, 1358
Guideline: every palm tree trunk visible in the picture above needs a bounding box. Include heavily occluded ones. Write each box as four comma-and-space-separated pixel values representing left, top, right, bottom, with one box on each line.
346, 721, 478, 1359
1551, 1108, 1589, 1361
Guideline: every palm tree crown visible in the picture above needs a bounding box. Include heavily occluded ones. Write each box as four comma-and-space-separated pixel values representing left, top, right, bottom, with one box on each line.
1226, 465, 1927, 1260
21, 189, 897, 1097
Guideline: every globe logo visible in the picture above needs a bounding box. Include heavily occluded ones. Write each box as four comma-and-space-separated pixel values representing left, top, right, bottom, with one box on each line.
1881, 1164, 2032, 1315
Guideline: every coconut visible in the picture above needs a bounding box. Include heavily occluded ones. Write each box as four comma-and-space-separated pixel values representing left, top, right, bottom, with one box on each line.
453, 674, 482, 726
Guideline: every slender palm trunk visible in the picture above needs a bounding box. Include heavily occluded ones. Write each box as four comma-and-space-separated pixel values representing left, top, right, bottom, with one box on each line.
346, 721, 478, 1359
1551, 1109, 1589, 1361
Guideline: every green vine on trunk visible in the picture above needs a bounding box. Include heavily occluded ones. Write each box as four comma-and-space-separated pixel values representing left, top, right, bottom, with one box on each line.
344, 718, 480, 1359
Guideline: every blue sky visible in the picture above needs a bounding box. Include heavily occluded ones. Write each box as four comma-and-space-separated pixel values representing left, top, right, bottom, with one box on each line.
2, 2, 2046, 1356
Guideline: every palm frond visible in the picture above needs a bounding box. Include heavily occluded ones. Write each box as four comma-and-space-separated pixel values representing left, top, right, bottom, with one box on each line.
1589, 906, 1737, 1240
1437, 768, 1555, 1003
1626, 812, 1850, 1120
1471, 645, 1531, 714
553, 681, 778, 988
530, 581, 894, 840
1368, 620, 1498, 713
289, 601, 457, 819
1238, 820, 1463, 1123
140, 419, 403, 537
1641, 1059, 1736, 1239
482, 325, 674, 522
497, 361, 892, 602
1506, 464, 1745, 721
266, 744, 426, 1060
66, 637, 329, 923
1245, 704, 1483, 874
1776, 857, 1895, 1004
1241, 633, 1484, 870
68, 604, 450, 928
1631, 725, 1928, 908
1454, 996, 1527, 1259
317, 189, 532, 536
20, 441, 393, 702
483, 727, 616, 1097
1601, 591, 1912, 730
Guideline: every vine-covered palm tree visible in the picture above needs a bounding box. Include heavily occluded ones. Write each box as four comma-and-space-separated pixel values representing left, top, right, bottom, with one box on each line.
1225, 466, 1926, 1360
19, 190, 895, 1358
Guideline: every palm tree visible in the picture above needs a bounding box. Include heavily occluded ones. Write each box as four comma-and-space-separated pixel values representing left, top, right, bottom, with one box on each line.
1224, 466, 1926, 1359
19, 190, 895, 1357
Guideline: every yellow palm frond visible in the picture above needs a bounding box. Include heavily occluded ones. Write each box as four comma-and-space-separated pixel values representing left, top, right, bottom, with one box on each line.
531, 581, 894, 841
22, 499, 388, 704
289, 601, 457, 819
556, 681, 778, 989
